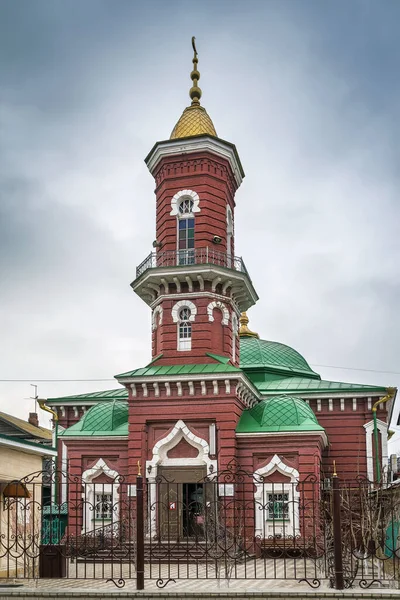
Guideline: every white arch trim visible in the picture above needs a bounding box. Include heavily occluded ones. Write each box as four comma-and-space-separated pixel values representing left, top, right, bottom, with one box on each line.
146, 419, 217, 474
152, 305, 163, 330
81, 459, 120, 533
254, 455, 300, 539
170, 189, 200, 216
171, 300, 197, 323
364, 419, 388, 482
146, 420, 217, 536
207, 301, 229, 325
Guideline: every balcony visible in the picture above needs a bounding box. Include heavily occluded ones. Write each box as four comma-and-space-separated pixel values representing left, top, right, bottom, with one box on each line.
136, 247, 248, 279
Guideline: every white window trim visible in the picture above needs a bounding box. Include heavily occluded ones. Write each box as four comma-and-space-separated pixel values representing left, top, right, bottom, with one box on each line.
152, 305, 163, 330
232, 313, 238, 363
81, 459, 120, 533
207, 301, 229, 325
226, 205, 233, 266
254, 454, 300, 539
171, 300, 197, 323
364, 419, 388, 482
170, 189, 200, 216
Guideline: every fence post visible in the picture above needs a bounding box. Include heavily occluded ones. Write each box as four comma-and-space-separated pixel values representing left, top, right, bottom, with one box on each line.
332, 464, 344, 590
136, 471, 144, 590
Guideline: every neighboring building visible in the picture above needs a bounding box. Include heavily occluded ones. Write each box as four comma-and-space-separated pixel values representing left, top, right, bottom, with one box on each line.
44, 45, 397, 540
0, 411, 57, 577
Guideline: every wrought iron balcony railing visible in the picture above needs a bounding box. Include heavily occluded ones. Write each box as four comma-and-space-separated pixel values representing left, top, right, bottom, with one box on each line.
136, 247, 248, 279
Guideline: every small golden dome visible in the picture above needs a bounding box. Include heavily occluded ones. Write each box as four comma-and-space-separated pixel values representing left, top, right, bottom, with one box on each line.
170, 37, 217, 140
170, 105, 217, 139
239, 312, 260, 338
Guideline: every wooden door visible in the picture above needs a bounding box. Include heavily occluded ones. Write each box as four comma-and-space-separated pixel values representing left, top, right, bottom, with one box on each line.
158, 467, 206, 540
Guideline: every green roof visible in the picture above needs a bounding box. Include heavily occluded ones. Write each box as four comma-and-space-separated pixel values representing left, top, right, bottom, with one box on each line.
255, 377, 387, 395
47, 388, 128, 403
60, 401, 128, 437
115, 363, 241, 379
240, 336, 320, 380
237, 395, 325, 434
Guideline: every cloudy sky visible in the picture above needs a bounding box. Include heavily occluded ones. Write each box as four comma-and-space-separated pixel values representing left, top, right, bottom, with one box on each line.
1, 1, 399, 447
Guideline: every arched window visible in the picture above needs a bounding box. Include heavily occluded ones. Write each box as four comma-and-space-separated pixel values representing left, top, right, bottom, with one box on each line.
232, 313, 238, 363
178, 307, 192, 351
226, 206, 233, 268
178, 198, 195, 265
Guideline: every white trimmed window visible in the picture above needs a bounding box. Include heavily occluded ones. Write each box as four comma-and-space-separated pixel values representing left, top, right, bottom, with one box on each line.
178, 307, 192, 351
95, 493, 113, 520
177, 199, 195, 265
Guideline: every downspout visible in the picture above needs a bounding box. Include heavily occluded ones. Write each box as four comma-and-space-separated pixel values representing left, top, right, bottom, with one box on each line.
372, 388, 395, 483
38, 400, 59, 502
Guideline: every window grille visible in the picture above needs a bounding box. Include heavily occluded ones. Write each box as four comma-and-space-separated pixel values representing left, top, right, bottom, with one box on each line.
267, 492, 289, 520
178, 307, 192, 351
95, 493, 113, 520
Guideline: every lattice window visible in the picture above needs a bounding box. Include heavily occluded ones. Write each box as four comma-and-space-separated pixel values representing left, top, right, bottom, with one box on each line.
267, 492, 289, 520
178, 198, 194, 215
178, 307, 192, 351
95, 493, 113, 519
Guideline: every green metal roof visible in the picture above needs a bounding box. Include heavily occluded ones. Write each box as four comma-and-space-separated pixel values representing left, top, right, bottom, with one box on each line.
47, 388, 128, 403
115, 363, 241, 379
236, 395, 325, 434
240, 336, 320, 379
60, 401, 128, 437
255, 377, 387, 395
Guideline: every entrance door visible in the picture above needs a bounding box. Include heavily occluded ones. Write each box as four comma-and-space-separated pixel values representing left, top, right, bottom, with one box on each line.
158, 467, 206, 540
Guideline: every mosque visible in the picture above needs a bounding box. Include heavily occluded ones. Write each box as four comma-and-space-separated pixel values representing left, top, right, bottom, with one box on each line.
44, 41, 395, 539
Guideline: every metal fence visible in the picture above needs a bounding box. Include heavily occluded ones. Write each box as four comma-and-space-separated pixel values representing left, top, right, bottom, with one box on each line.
135, 247, 248, 279
0, 467, 399, 590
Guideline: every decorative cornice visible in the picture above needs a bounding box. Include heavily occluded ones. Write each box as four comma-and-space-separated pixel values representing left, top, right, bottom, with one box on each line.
145, 136, 244, 188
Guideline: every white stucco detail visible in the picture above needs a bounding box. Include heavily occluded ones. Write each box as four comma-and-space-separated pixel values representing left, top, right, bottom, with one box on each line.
254, 455, 300, 539
146, 419, 217, 474
364, 419, 388, 482
170, 189, 200, 216
171, 300, 197, 323
81, 459, 120, 533
146, 420, 217, 536
207, 301, 229, 325
152, 305, 163, 330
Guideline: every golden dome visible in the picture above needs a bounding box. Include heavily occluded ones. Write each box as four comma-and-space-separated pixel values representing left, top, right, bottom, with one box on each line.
239, 312, 260, 339
170, 37, 217, 140
170, 105, 217, 139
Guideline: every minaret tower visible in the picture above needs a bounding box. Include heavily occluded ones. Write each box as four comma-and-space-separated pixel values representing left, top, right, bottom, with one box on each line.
132, 39, 258, 366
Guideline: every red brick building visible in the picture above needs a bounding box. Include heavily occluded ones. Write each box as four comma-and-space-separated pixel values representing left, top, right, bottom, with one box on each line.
46, 46, 396, 541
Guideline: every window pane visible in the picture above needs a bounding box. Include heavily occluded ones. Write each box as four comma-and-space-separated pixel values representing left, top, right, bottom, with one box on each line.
179, 220, 187, 230
187, 229, 194, 239
179, 229, 186, 239
179, 240, 186, 249
188, 219, 195, 228
188, 238, 195, 249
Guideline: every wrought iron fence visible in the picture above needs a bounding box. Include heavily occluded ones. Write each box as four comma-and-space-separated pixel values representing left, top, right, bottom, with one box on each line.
135, 247, 248, 279
0, 467, 399, 590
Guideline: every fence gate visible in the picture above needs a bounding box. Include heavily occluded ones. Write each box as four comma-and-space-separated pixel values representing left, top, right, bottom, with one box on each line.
0, 468, 399, 590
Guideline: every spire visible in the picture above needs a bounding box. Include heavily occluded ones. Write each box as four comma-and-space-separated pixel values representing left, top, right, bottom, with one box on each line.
170, 37, 217, 140
189, 36, 202, 106
239, 312, 259, 338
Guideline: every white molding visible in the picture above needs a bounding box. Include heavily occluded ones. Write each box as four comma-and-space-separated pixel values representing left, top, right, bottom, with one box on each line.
171, 299, 197, 323
81, 459, 120, 534
146, 419, 217, 534
236, 430, 328, 446
207, 301, 229, 325
170, 189, 200, 216
254, 455, 300, 539
146, 419, 217, 473
152, 305, 163, 330
364, 419, 388, 481
146, 137, 244, 187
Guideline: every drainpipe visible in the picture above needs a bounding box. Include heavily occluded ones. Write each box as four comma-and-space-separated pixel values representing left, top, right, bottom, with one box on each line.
38, 400, 59, 502
372, 388, 395, 484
